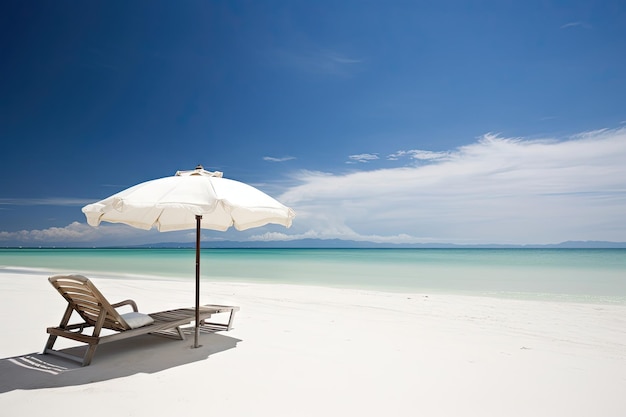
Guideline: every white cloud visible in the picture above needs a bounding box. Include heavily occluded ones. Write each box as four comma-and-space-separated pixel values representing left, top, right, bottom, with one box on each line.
263, 156, 296, 162
279, 128, 626, 244
387, 150, 450, 161
0, 197, 94, 206
271, 46, 362, 76
0, 222, 99, 242
0, 222, 174, 245
348, 153, 379, 163
560, 21, 592, 29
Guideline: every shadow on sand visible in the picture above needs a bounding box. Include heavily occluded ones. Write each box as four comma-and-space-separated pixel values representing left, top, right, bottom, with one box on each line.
0, 330, 241, 393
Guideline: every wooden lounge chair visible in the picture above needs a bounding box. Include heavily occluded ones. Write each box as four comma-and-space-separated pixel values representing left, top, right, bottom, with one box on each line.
44, 274, 239, 366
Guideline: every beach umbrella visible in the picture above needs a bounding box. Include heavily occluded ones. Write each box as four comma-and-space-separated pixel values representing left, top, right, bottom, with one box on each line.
82, 165, 295, 347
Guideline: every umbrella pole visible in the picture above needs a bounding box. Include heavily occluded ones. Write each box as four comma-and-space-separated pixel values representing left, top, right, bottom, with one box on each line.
194, 214, 202, 348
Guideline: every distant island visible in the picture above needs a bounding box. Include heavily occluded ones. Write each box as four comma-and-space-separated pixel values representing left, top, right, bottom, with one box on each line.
4, 239, 626, 249
126, 239, 626, 249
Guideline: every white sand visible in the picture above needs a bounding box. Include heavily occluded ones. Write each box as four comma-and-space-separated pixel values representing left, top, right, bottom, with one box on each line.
1, 271, 626, 417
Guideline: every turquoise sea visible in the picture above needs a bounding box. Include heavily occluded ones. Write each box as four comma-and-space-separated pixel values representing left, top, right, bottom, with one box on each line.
1, 248, 626, 304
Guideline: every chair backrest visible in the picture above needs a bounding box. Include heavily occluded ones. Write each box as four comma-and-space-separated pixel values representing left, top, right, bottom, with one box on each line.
49, 274, 131, 331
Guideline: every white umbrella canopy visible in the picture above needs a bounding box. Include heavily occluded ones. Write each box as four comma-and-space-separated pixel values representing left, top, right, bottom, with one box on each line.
83, 167, 294, 232
82, 166, 295, 347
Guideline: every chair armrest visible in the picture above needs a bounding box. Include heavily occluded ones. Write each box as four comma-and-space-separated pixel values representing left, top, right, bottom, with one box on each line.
111, 299, 139, 312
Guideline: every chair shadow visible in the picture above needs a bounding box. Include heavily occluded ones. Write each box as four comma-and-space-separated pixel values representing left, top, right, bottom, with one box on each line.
0, 330, 241, 393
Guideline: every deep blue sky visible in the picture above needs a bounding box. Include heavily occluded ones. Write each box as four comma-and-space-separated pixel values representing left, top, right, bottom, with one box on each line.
1, 1, 626, 246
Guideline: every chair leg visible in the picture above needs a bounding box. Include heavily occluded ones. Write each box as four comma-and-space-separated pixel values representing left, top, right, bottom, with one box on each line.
226, 310, 236, 330
44, 334, 57, 354
77, 308, 106, 366
43, 303, 72, 354
82, 343, 98, 366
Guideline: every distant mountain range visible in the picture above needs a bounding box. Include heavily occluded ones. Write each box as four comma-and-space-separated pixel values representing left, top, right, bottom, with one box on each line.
130, 239, 626, 249
4, 239, 626, 249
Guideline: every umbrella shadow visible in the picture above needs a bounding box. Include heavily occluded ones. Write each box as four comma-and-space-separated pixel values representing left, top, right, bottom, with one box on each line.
0, 331, 241, 393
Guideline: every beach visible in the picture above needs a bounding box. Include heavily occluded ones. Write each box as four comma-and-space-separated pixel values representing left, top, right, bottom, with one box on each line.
1, 270, 625, 416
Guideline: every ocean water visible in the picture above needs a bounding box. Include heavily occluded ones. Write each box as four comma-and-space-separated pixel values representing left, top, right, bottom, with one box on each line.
1, 248, 625, 304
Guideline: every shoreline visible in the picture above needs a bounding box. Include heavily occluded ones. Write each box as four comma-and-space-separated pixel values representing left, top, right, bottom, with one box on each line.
1, 271, 626, 416
2, 248, 625, 305
2, 265, 626, 306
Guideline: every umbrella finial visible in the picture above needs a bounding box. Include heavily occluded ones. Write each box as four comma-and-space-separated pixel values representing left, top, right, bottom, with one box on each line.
176, 166, 224, 178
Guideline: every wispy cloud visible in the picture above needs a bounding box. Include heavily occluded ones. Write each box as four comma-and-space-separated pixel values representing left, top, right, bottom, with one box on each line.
387, 150, 450, 161
272, 47, 363, 76
280, 128, 626, 245
0, 197, 94, 206
347, 153, 379, 164
560, 21, 592, 29
0, 221, 193, 245
0, 222, 104, 242
264, 156, 296, 163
